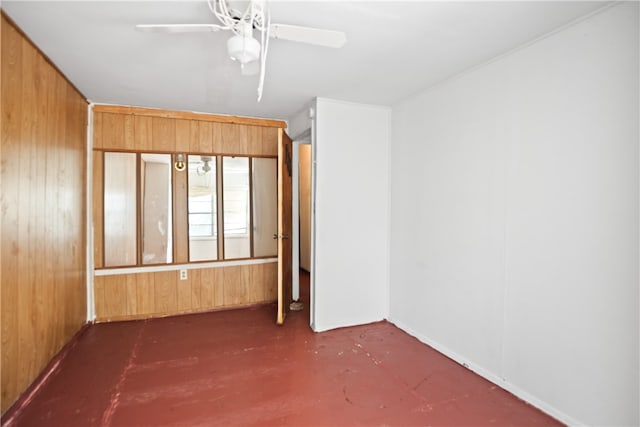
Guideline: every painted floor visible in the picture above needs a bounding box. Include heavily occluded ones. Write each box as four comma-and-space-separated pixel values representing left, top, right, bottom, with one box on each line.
5, 272, 562, 426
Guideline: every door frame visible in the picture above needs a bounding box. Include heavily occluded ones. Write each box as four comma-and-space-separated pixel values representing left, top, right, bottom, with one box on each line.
290, 122, 316, 329
291, 136, 311, 302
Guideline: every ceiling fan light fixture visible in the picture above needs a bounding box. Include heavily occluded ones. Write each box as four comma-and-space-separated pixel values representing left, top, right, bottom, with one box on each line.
227, 34, 261, 64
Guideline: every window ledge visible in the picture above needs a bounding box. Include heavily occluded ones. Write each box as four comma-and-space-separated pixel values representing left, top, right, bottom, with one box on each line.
95, 257, 277, 276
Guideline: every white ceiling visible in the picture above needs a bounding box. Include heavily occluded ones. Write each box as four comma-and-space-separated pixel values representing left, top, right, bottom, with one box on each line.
3, 1, 609, 121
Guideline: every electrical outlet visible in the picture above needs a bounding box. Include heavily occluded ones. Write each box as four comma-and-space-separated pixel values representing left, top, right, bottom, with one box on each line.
179, 269, 188, 281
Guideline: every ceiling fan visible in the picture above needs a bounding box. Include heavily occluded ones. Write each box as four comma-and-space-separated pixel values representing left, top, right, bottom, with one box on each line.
136, 0, 347, 101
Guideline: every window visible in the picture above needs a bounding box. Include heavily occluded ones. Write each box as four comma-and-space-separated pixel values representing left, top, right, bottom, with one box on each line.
223, 157, 250, 259
103, 152, 137, 267
101, 151, 277, 268
102, 152, 173, 267
140, 153, 173, 265
188, 155, 218, 261
188, 194, 216, 237
252, 158, 277, 257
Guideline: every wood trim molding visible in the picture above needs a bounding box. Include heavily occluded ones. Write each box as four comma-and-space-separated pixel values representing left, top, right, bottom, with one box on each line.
93, 104, 287, 129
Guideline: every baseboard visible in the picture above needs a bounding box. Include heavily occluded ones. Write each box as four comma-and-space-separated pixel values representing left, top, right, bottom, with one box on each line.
94, 300, 277, 323
1, 322, 92, 426
387, 317, 584, 426
313, 317, 386, 333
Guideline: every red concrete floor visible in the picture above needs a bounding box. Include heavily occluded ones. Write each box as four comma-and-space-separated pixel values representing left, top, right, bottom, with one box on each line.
3, 271, 562, 426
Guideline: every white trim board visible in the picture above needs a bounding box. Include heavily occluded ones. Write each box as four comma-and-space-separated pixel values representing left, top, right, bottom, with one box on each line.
86, 103, 95, 321
95, 257, 277, 276
292, 140, 300, 301
291, 138, 312, 302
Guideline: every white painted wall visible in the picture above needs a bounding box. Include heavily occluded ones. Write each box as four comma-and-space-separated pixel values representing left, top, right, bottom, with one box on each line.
389, 4, 639, 426
313, 98, 391, 331
287, 101, 313, 140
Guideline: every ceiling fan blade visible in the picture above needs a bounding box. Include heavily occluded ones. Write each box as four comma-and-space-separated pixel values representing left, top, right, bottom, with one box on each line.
240, 61, 260, 76
269, 24, 346, 48
135, 24, 223, 33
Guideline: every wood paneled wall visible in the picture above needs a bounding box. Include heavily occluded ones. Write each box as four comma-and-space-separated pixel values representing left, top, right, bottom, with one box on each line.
94, 263, 277, 322
92, 108, 281, 157
1, 13, 88, 413
92, 106, 283, 322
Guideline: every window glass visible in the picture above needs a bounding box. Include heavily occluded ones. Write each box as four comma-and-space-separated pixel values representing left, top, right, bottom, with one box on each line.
252, 158, 277, 257
188, 155, 218, 261
104, 152, 137, 266
223, 157, 250, 259
141, 153, 173, 265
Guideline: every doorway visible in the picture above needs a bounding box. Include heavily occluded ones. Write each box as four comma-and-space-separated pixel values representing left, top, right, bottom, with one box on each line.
291, 132, 314, 327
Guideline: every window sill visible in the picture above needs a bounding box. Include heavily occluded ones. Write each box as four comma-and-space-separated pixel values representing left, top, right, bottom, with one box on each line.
94, 257, 277, 276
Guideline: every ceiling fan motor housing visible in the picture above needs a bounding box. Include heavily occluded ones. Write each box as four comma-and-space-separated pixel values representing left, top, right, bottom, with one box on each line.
227, 33, 261, 64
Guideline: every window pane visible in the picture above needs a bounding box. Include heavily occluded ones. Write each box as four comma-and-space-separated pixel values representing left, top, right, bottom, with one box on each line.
252, 158, 277, 257
223, 157, 250, 259
104, 152, 137, 266
188, 155, 217, 261
141, 153, 173, 265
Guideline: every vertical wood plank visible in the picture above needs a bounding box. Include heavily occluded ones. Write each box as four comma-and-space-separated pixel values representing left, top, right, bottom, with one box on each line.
92, 151, 103, 268
34, 44, 53, 372
190, 268, 202, 311
221, 123, 241, 154
94, 276, 106, 319
123, 114, 135, 150
93, 111, 103, 149
104, 275, 127, 319
198, 121, 213, 153
126, 274, 137, 316
249, 263, 265, 302
177, 270, 191, 312
47, 64, 64, 355
263, 262, 278, 301
189, 120, 199, 153
136, 272, 155, 315
261, 126, 279, 156
174, 119, 191, 153
212, 267, 224, 308
200, 268, 213, 309
246, 125, 262, 155
71, 86, 88, 330
154, 271, 177, 314
134, 115, 153, 151
172, 148, 189, 263
211, 122, 224, 153
223, 265, 249, 306
152, 117, 176, 152
102, 113, 125, 150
